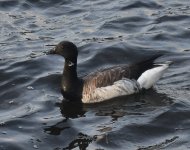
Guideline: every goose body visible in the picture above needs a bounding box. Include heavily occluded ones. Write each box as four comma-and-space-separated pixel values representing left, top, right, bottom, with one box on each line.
49, 41, 171, 103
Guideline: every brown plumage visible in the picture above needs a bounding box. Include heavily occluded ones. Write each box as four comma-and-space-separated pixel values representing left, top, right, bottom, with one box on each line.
81, 65, 132, 102
83, 65, 130, 92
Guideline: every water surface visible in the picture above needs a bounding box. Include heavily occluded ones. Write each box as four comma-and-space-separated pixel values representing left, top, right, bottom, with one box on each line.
0, 0, 190, 150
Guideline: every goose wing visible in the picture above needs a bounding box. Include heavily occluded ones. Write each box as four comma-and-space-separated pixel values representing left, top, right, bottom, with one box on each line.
81, 64, 141, 103
82, 65, 132, 92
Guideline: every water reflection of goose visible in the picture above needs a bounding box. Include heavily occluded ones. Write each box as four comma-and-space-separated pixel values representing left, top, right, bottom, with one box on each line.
48, 41, 172, 103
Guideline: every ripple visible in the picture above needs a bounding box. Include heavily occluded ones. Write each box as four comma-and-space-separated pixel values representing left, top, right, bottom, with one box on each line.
0, 0, 19, 10
155, 15, 190, 23
121, 1, 163, 10
0, 103, 38, 124
101, 16, 151, 33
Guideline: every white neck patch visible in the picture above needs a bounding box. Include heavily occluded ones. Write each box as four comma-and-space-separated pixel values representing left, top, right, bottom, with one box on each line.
68, 61, 74, 67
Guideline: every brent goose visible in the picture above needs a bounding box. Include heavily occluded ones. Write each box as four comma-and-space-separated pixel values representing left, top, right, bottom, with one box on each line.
48, 41, 171, 103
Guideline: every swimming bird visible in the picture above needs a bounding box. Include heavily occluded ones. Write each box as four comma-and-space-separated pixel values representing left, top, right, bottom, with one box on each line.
48, 41, 171, 103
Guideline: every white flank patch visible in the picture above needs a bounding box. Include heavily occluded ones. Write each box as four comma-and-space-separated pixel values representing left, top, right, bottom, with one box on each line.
137, 62, 171, 89
82, 78, 140, 103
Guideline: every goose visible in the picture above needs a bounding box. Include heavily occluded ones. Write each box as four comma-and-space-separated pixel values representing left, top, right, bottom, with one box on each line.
48, 41, 171, 103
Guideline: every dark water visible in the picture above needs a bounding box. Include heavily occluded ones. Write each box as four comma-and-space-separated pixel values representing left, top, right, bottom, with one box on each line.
0, 0, 190, 150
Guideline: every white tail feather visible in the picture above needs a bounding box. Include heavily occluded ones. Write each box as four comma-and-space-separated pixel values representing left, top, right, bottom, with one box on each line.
137, 62, 171, 89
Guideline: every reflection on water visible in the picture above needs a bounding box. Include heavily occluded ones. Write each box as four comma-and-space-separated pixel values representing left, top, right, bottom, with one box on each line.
63, 132, 95, 150
0, 0, 190, 149
41, 89, 174, 149
58, 101, 86, 119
